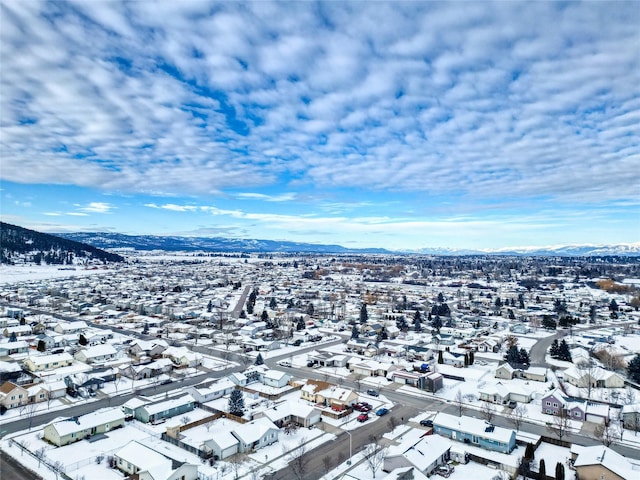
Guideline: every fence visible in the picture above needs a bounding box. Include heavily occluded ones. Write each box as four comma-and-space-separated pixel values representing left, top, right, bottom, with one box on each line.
10, 437, 73, 480
161, 432, 210, 459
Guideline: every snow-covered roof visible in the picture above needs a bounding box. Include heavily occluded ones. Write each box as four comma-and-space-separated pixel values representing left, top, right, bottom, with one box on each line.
78, 344, 117, 358
231, 417, 278, 444
386, 434, 451, 472
434, 412, 515, 444
141, 394, 194, 416
26, 352, 73, 366
50, 408, 124, 436
116, 440, 170, 471
573, 445, 639, 479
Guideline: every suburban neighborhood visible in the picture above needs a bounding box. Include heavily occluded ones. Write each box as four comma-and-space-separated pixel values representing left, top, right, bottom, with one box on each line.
0, 251, 639, 480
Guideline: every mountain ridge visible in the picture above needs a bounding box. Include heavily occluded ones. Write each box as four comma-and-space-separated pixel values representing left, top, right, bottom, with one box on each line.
55, 231, 640, 257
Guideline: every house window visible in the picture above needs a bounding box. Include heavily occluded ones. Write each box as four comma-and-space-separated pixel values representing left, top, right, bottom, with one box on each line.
553, 403, 558, 408
545, 401, 551, 406
575, 412, 580, 417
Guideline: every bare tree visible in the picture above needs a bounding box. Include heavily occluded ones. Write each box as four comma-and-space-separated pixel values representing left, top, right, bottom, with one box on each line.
387, 415, 398, 431
16, 439, 29, 456
20, 402, 39, 431
353, 374, 364, 393
454, 389, 465, 417
287, 437, 310, 480
363, 442, 388, 479
547, 410, 571, 442
508, 404, 528, 431
481, 402, 496, 423
34, 447, 46, 467
205, 419, 215, 432
181, 415, 191, 426
593, 422, 619, 447
576, 360, 602, 399
230, 453, 246, 480
322, 455, 332, 474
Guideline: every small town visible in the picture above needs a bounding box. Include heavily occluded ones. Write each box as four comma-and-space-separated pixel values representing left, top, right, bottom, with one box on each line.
1, 252, 639, 480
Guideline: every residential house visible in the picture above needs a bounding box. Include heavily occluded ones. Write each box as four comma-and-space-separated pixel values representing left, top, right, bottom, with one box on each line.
43, 407, 125, 446
25, 383, 49, 404
0, 361, 23, 383
442, 352, 464, 368
3, 325, 32, 337
622, 404, 640, 431
260, 369, 291, 388
495, 363, 515, 380
0, 340, 30, 356
383, 434, 451, 476
256, 402, 322, 428
53, 321, 88, 334
518, 366, 547, 382
433, 412, 516, 453
478, 381, 532, 405
571, 444, 639, 480
203, 430, 239, 460
114, 440, 199, 480
0, 381, 28, 409
74, 344, 118, 364
563, 365, 625, 389
163, 346, 202, 368
23, 352, 74, 372
33, 334, 56, 351
186, 379, 235, 403
230, 417, 279, 453
316, 385, 359, 410
540, 388, 610, 423
134, 394, 195, 424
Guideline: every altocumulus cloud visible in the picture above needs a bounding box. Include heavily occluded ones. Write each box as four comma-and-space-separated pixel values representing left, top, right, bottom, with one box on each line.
1, 0, 638, 211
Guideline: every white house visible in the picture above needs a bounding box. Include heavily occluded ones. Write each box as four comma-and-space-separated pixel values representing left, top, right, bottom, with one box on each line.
115, 440, 199, 480
260, 369, 291, 388
74, 344, 118, 364
231, 417, 279, 453
203, 431, 239, 460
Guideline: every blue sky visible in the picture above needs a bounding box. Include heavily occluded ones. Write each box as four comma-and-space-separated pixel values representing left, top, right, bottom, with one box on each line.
1, 1, 638, 251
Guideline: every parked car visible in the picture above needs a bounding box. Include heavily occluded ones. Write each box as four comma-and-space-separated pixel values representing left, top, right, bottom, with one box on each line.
435, 465, 454, 477
292, 339, 303, 346
357, 413, 369, 422
420, 418, 433, 427
376, 408, 389, 416
508, 401, 517, 409
366, 389, 379, 397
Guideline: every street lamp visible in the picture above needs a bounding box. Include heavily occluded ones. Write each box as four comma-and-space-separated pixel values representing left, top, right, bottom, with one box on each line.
345, 430, 352, 465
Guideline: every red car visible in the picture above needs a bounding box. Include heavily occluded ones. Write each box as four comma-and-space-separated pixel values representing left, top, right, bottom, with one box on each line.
357, 413, 369, 422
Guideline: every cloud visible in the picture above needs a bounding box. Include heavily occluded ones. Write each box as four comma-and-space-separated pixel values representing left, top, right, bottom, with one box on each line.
0, 0, 638, 221
76, 202, 115, 214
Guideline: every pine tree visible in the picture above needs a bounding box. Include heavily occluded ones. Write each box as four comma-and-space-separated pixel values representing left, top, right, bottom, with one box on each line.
228, 389, 245, 417
468, 351, 475, 365
255, 353, 264, 365
539, 459, 546, 479
519, 348, 530, 364
269, 297, 277, 309
627, 354, 640, 383
360, 304, 368, 324
550, 339, 560, 358
37, 340, 46, 352
557, 339, 572, 362
438, 350, 444, 364
351, 325, 359, 339
524, 443, 534, 461
432, 315, 442, 332
79, 334, 88, 346
555, 462, 564, 480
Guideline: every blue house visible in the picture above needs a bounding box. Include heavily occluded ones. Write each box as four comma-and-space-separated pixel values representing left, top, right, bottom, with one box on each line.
433, 412, 516, 453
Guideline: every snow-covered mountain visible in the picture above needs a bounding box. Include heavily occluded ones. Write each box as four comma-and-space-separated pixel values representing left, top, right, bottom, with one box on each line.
56, 232, 640, 257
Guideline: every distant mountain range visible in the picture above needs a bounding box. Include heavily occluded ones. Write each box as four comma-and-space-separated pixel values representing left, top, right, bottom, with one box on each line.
416, 244, 640, 256
56, 231, 640, 257
0, 222, 125, 264
57, 231, 391, 254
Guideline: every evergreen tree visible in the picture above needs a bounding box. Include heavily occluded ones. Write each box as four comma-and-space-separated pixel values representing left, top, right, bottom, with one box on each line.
542, 315, 557, 330
37, 340, 46, 352
524, 443, 534, 461
9, 332, 16, 342
464, 353, 469, 367
255, 353, 264, 365
228, 389, 245, 417
296, 317, 306, 331
360, 304, 369, 324
506, 345, 520, 365
589, 305, 597, 324
627, 354, 640, 383
539, 459, 546, 479
469, 351, 475, 365
519, 348, 530, 365
550, 339, 560, 358
306, 303, 315, 316
557, 339, 572, 362
351, 325, 359, 339
609, 299, 619, 312
79, 334, 88, 346
261, 310, 269, 323
437, 292, 445, 303
432, 315, 442, 332
269, 297, 277, 309
555, 462, 564, 480
207, 300, 212, 313
438, 350, 444, 364
413, 310, 422, 332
